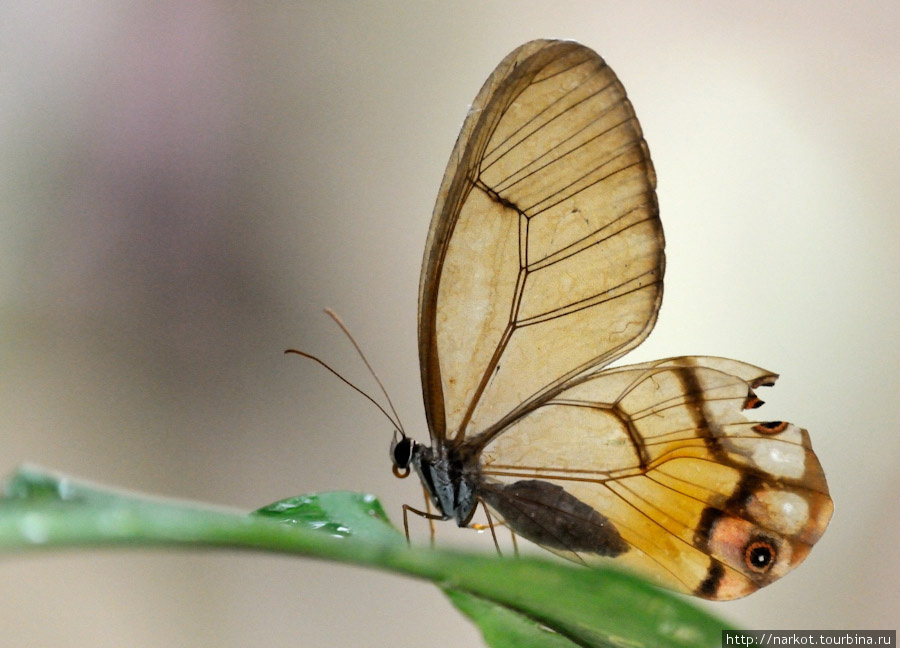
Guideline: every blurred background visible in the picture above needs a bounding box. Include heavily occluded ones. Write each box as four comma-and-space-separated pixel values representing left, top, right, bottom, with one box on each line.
2, 2, 897, 646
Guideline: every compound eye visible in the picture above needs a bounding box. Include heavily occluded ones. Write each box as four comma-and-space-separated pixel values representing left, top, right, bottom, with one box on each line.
390, 435, 413, 470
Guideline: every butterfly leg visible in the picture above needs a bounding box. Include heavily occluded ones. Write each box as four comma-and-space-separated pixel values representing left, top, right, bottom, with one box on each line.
470, 504, 518, 556
422, 485, 437, 546
480, 500, 503, 556
401, 495, 446, 547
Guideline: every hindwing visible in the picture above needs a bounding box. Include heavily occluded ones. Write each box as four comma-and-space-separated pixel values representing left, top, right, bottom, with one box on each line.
478, 357, 832, 600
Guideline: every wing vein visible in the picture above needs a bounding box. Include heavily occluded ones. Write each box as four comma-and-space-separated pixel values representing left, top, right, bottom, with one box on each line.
481, 60, 609, 172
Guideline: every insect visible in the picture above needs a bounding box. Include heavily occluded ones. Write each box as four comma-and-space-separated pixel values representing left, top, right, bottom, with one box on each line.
303, 39, 832, 601
383, 39, 835, 600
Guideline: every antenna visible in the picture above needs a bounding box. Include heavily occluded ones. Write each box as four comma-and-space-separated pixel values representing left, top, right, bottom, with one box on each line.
285, 309, 406, 436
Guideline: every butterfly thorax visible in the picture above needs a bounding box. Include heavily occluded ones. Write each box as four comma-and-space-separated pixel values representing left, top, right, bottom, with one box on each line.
391, 435, 480, 527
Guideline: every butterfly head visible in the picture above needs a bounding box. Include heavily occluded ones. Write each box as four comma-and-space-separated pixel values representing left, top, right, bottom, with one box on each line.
390, 430, 415, 479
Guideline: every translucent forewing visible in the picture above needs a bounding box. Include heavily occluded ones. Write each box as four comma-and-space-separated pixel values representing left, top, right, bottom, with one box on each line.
418, 40, 663, 446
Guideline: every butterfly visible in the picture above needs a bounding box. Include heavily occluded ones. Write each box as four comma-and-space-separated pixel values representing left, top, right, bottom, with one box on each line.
382, 39, 833, 601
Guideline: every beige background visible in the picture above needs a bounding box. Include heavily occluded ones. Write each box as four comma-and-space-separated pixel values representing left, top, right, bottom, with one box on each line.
2, 2, 898, 646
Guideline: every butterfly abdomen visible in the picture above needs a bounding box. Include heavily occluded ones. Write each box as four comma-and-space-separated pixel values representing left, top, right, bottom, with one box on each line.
480, 479, 628, 556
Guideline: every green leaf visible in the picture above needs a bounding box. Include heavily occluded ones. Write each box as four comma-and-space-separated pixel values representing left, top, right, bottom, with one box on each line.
254, 491, 402, 545
0, 465, 735, 647
445, 589, 583, 648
